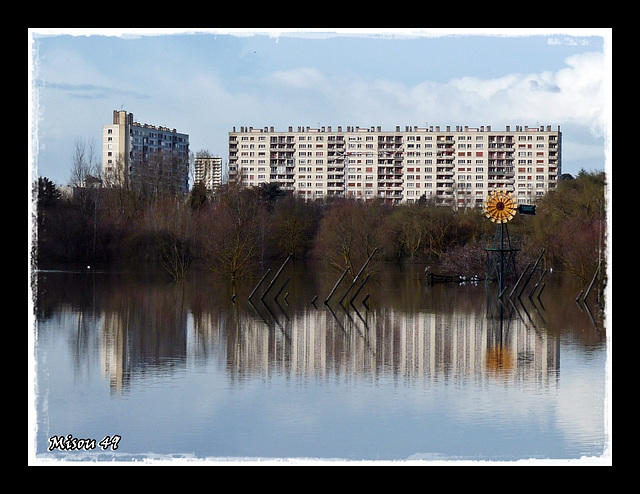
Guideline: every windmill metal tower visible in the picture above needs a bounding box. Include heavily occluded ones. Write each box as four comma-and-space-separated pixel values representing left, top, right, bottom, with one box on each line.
483, 190, 521, 294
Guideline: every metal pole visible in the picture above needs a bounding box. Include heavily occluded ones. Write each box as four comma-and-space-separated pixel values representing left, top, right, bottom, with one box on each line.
499, 222, 505, 294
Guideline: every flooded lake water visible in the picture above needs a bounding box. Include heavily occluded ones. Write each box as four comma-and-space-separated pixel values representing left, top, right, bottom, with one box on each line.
30, 261, 610, 464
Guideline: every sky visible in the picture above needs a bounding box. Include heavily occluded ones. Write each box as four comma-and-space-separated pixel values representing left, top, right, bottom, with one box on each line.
28, 28, 611, 186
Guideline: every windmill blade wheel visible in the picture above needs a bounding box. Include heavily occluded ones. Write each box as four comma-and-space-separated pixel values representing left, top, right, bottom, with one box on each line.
484, 190, 517, 223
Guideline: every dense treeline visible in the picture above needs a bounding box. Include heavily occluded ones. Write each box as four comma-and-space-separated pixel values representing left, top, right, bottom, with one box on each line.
33, 171, 607, 284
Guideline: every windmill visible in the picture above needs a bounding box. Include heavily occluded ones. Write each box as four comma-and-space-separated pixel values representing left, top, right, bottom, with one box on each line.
483, 190, 521, 295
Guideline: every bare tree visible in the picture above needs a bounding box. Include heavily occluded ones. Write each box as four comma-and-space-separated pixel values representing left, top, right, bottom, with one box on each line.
130, 149, 189, 202
70, 138, 100, 187
103, 153, 129, 189
154, 196, 194, 281
197, 185, 265, 280
314, 200, 387, 277
67, 138, 102, 262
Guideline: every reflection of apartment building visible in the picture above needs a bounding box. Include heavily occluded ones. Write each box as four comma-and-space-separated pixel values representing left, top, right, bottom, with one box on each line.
228, 124, 561, 206
192, 305, 559, 387
194, 155, 223, 192
102, 110, 190, 193
100, 294, 188, 395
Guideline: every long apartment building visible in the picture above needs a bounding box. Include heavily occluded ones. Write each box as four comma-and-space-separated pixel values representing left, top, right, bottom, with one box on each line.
228, 124, 561, 206
103, 110, 190, 193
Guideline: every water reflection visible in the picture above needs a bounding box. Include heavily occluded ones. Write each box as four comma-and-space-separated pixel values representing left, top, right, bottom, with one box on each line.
34, 264, 596, 396
219, 298, 561, 390
34, 263, 608, 461
101, 283, 188, 394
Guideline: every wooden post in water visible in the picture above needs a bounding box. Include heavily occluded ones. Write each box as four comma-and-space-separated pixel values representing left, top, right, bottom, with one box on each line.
261, 253, 292, 302
339, 248, 377, 305
518, 248, 545, 299
529, 269, 547, 300
509, 263, 530, 300
583, 258, 601, 303
325, 267, 349, 305
274, 277, 290, 302
537, 283, 546, 302
349, 273, 370, 305
249, 268, 271, 300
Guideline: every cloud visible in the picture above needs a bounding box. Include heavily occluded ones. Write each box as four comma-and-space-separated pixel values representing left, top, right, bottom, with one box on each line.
547, 36, 593, 47
266, 67, 327, 89
234, 50, 606, 176
253, 52, 604, 138
32, 34, 607, 183
39, 81, 150, 100
404, 52, 604, 134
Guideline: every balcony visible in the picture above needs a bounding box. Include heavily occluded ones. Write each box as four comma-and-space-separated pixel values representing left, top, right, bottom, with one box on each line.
489, 168, 514, 177
436, 191, 454, 199
436, 136, 455, 144
436, 158, 455, 165
379, 185, 404, 192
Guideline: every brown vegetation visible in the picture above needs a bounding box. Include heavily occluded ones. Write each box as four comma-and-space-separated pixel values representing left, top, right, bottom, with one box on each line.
33, 171, 607, 284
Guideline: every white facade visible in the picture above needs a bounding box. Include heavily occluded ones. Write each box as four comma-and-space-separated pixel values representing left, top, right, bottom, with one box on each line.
103, 110, 190, 193
194, 155, 223, 192
228, 125, 561, 206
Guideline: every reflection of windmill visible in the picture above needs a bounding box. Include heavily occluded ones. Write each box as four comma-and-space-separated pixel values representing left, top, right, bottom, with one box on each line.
483, 190, 521, 295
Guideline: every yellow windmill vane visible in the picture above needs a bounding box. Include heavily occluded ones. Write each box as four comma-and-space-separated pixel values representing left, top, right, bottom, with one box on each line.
484, 190, 517, 223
